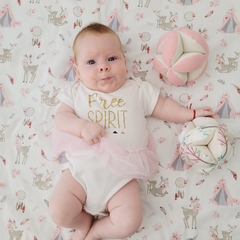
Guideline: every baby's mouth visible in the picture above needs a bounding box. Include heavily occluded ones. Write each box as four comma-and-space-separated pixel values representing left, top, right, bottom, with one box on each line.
101, 76, 113, 81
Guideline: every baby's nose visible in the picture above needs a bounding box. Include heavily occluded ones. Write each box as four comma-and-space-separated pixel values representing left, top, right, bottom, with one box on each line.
99, 65, 110, 72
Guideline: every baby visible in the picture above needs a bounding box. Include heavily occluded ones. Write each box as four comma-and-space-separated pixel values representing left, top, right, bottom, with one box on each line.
49, 22, 213, 240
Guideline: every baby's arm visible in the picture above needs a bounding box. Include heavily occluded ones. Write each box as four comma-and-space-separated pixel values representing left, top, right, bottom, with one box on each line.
55, 102, 105, 145
152, 95, 213, 123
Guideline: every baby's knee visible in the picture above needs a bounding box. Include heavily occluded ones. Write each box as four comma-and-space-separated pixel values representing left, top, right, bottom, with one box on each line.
48, 198, 74, 227
129, 214, 143, 234
121, 219, 142, 237
49, 202, 65, 226
118, 211, 143, 237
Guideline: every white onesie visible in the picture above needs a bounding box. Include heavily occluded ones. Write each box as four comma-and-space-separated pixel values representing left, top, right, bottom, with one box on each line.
56, 78, 160, 216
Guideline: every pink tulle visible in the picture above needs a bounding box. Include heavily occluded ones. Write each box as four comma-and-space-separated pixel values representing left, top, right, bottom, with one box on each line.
53, 129, 159, 179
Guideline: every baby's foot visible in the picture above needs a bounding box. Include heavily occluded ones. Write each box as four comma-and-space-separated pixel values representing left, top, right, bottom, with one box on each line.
70, 229, 89, 240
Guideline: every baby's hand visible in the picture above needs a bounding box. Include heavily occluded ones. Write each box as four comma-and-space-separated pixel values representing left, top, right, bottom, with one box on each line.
195, 106, 214, 118
81, 121, 105, 145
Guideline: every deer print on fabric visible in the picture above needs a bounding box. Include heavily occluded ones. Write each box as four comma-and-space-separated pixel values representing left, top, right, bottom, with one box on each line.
22, 54, 38, 83
138, 0, 151, 8
39, 85, 60, 106
7, 219, 23, 240
182, 196, 201, 229
209, 225, 236, 240
15, 134, 30, 164
215, 52, 239, 73
154, 11, 178, 30
131, 60, 148, 81
147, 176, 168, 197
45, 5, 68, 26
30, 168, 53, 190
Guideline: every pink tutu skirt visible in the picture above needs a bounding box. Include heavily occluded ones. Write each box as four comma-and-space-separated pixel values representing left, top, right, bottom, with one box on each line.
53, 129, 159, 179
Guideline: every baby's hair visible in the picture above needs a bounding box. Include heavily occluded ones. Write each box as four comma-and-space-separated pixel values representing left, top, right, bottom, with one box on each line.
76, 22, 115, 35
73, 22, 120, 60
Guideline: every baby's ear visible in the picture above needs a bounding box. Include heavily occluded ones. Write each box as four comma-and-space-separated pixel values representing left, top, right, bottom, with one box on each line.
74, 63, 81, 81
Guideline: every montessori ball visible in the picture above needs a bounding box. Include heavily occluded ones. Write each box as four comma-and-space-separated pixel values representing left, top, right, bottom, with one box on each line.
153, 27, 209, 86
178, 117, 234, 173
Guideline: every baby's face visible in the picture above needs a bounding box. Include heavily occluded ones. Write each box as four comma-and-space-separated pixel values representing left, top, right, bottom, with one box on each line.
74, 32, 127, 93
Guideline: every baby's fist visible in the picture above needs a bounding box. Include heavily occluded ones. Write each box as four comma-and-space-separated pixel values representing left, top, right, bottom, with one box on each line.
195, 106, 214, 118
81, 122, 105, 145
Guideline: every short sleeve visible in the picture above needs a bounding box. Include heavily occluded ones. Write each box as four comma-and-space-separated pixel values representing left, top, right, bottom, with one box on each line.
57, 81, 80, 109
137, 79, 160, 116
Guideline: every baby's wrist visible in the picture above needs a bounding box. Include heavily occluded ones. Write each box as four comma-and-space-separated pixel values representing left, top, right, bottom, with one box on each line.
79, 119, 89, 137
193, 109, 196, 120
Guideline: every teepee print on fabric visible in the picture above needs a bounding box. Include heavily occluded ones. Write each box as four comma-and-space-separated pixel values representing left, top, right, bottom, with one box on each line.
51, 226, 67, 240
0, 83, 13, 107
210, 178, 240, 206
168, 144, 191, 171
61, 57, 76, 82
107, 9, 128, 33
215, 94, 240, 118
219, 9, 240, 33
55, 151, 69, 165
0, 4, 19, 27
0, 84, 7, 106
177, 0, 200, 6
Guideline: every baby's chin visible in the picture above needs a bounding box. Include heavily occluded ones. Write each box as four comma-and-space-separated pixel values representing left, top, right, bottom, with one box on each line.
97, 81, 125, 93
82, 77, 126, 93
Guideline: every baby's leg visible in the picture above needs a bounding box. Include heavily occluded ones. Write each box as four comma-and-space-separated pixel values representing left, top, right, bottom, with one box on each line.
49, 169, 92, 240
85, 179, 143, 240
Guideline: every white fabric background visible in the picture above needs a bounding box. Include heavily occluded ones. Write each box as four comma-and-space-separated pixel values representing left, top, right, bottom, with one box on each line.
0, 0, 240, 239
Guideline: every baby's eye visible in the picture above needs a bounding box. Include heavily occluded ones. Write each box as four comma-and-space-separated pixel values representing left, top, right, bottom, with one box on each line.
88, 60, 95, 65
108, 57, 116, 61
